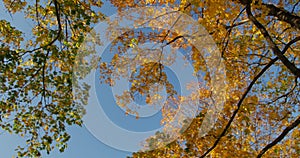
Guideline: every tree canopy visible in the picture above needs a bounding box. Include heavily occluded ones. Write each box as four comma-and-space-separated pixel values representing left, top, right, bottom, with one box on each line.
1, 0, 300, 157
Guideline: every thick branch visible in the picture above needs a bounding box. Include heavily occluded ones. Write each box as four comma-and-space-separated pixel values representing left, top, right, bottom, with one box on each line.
262, 3, 300, 30
246, 3, 300, 78
257, 115, 300, 157
237, 0, 300, 29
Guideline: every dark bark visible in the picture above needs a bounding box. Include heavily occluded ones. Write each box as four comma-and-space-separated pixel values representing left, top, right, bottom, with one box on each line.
246, 3, 300, 78
263, 3, 300, 30
237, 0, 300, 30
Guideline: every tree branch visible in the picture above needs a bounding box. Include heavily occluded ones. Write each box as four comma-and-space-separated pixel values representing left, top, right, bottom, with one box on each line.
257, 114, 300, 157
164, 35, 184, 46
199, 56, 279, 158
222, 7, 247, 58
282, 36, 300, 53
246, 3, 300, 78
236, 0, 300, 29
199, 19, 300, 158
41, 0, 62, 104
21, 0, 62, 54
262, 3, 300, 30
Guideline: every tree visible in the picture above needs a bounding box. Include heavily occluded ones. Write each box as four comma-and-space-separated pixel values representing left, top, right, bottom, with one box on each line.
1, 0, 104, 156
106, 0, 300, 157
1, 0, 299, 157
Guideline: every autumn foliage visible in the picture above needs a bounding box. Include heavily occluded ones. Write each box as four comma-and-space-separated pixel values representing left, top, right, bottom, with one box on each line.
0, 0, 300, 157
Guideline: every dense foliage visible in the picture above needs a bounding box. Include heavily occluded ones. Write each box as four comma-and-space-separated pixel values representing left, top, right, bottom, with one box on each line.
0, 0, 299, 157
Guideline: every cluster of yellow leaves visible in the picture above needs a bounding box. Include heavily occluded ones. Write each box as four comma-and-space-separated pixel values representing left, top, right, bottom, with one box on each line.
100, 0, 300, 157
